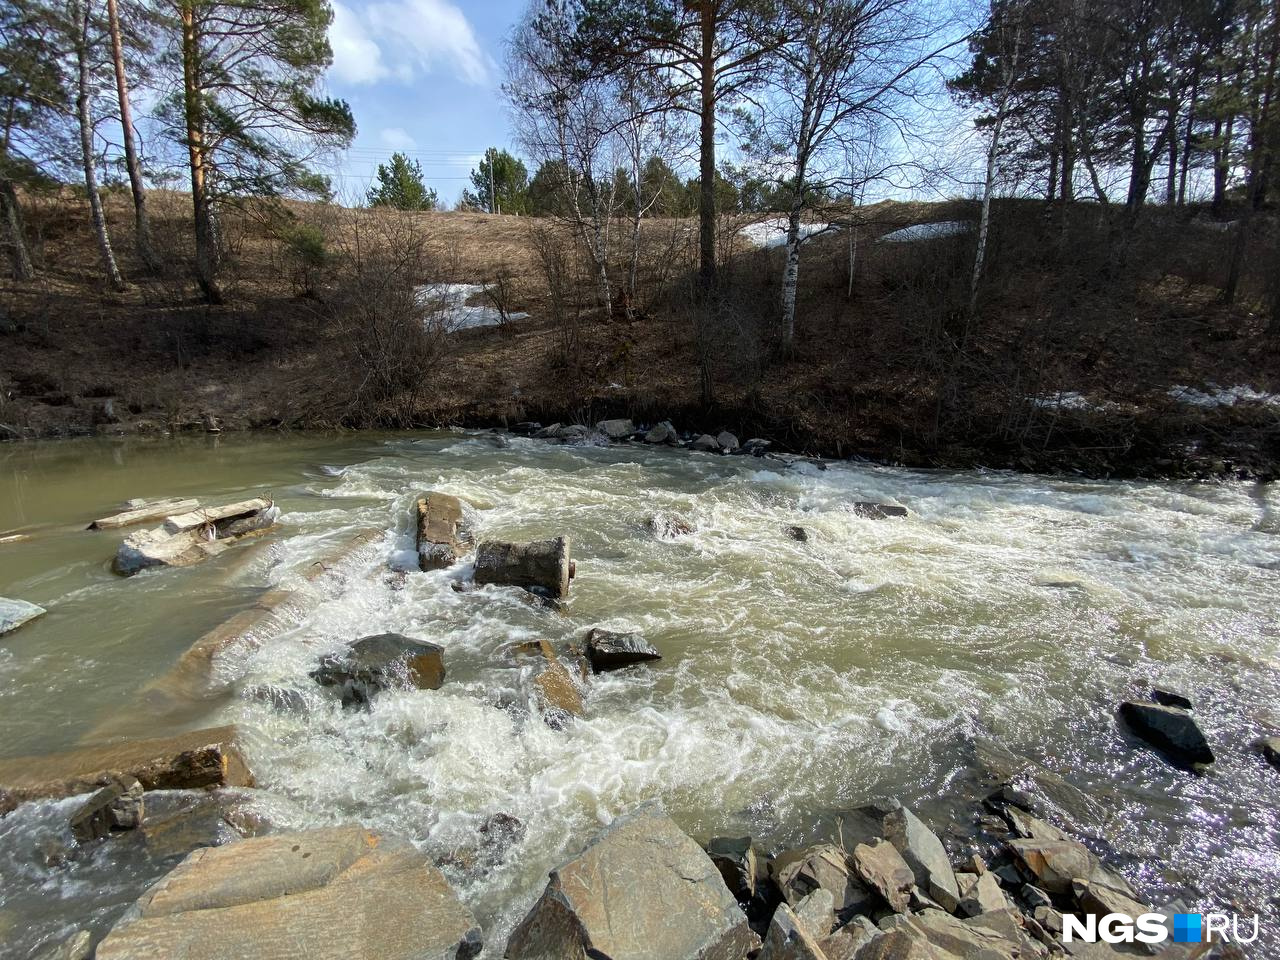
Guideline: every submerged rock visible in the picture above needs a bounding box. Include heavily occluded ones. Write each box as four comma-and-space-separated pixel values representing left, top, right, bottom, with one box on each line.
70, 775, 144, 842
644, 421, 678, 444
96, 827, 481, 960
416, 492, 469, 571
505, 809, 755, 960
786, 525, 809, 542
647, 513, 695, 539
596, 418, 635, 439
31, 931, 92, 960
474, 536, 573, 599
851, 502, 908, 519
1119, 700, 1215, 766
584, 627, 662, 673
312, 633, 446, 707
0, 597, 46, 636
0, 726, 252, 814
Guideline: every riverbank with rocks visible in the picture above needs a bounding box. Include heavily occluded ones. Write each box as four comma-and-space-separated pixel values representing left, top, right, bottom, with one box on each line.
3, 473, 1274, 959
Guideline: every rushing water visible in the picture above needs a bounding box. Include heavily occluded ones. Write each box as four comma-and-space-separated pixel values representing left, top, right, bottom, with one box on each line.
1, 432, 1278, 957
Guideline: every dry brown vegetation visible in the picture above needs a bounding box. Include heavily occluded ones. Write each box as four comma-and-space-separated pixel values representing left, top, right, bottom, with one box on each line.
2, 187, 1278, 479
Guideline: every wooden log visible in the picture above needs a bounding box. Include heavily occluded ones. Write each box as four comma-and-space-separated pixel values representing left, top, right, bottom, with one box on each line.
88, 498, 199, 531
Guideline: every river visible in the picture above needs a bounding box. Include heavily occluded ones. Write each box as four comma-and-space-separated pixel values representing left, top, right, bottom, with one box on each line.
1, 431, 1277, 956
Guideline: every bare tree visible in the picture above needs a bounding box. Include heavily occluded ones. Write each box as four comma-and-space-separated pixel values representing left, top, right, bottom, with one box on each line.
104, 0, 157, 270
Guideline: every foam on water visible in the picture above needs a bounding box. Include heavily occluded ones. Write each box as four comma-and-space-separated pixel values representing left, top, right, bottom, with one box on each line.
2, 433, 1278, 955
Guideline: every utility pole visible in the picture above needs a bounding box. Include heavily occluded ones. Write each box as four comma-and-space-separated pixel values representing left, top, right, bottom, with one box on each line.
489, 152, 498, 214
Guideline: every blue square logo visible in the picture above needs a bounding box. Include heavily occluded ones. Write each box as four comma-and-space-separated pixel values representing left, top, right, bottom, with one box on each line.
1173, 914, 1202, 943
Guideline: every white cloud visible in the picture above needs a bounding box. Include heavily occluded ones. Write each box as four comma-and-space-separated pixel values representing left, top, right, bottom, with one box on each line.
328, 0, 492, 87
379, 127, 417, 150
329, 2, 388, 85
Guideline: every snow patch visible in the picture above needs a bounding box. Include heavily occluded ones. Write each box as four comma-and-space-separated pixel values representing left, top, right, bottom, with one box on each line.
1168, 384, 1280, 408
1031, 391, 1095, 411
416, 283, 529, 332
738, 217, 834, 249
879, 220, 973, 243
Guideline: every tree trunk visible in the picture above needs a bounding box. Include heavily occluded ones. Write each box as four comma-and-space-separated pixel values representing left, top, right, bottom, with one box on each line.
1165, 109, 1177, 205
0, 179, 33, 279
1212, 113, 1233, 216
182, 0, 221, 302
970, 103, 1007, 317
74, 0, 126, 291
697, 0, 716, 290
1046, 150, 1059, 203
1178, 67, 1200, 205
106, 0, 158, 271
780, 202, 802, 347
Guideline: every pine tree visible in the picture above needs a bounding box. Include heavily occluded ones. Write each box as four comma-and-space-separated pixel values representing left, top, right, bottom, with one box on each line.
366, 152, 438, 210
461, 147, 529, 214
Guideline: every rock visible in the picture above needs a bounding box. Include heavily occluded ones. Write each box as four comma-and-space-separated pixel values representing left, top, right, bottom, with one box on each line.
817, 918, 878, 960
644, 421, 678, 444
882, 805, 960, 913
311, 633, 446, 707
707, 836, 758, 902
559, 424, 591, 441
772, 844, 874, 922
511, 421, 542, 435
1151, 688, 1193, 710
691, 434, 721, 452
969, 737, 1106, 832
31, 930, 92, 960
478, 812, 526, 867
96, 827, 481, 960
1254, 736, 1280, 769
139, 790, 255, 861
793, 888, 837, 939
114, 498, 280, 576
852, 839, 914, 914
882, 910, 1022, 960
647, 513, 695, 538
0, 597, 46, 635
1072, 877, 1147, 919
505, 808, 755, 960
1002, 806, 1070, 843
957, 870, 1008, 917
597, 418, 635, 439
741, 438, 771, 456
0, 726, 252, 814
416, 492, 469, 571
786, 526, 808, 542
533, 660, 584, 727
851, 502, 908, 519
1119, 700, 1214, 766
717, 432, 740, 452
759, 901, 827, 960
533, 422, 563, 438
474, 536, 573, 599
70, 775, 145, 842
1021, 884, 1052, 910
584, 627, 662, 672
1007, 839, 1097, 895
88, 497, 200, 530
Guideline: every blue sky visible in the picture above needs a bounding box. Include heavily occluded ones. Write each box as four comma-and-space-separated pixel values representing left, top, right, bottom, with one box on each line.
323, 0, 526, 205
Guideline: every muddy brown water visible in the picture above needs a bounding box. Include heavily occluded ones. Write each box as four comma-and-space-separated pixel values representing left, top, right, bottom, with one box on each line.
1, 431, 1278, 956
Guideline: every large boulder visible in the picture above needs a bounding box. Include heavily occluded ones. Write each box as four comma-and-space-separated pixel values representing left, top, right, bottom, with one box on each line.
772, 844, 875, 922
584, 628, 662, 673
311, 633, 446, 707
475, 536, 573, 599
505, 809, 756, 960
416, 492, 470, 571
0, 597, 46, 635
114, 498, 280, 576
1006, 838, 1097, 894
1119, 701, 1215, 766
644, 421, 678, 444
758, 902, 827, 960
706, 836, 758, 902
691, 434, 721, 452
881, 805, 960, 912
851, 839, 914, 914
717, 432, 740, 453
596, 418, 635, 440
0, 726, 252, 814
96, 827, 481, 960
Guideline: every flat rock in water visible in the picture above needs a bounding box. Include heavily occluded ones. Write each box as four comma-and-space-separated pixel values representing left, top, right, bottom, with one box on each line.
532, 660, 583, 727
474, 536, 572, 599
95, 827, 481, 960
0, 726, 252, 814
114, 498, 280, 576
416, 492, 469, 571
312, 633, 446, 707
584, 627, 662, 672
88, 498, 199, 530
0, 597, 46, 636
1119, 700, 1215, 766
505, 808, 755, 960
